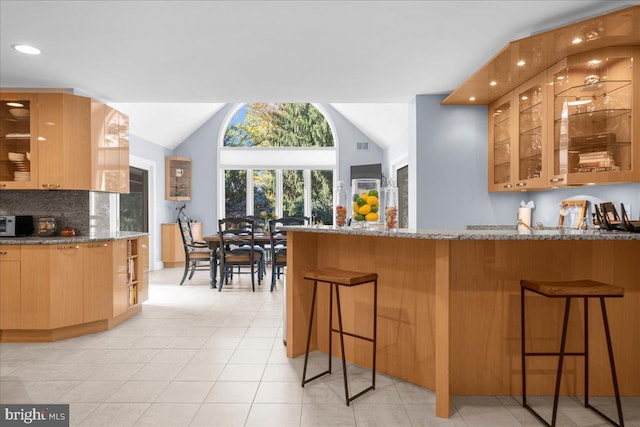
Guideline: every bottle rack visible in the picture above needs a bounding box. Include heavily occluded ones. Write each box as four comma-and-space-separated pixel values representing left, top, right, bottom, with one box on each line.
126, 239, 138, 306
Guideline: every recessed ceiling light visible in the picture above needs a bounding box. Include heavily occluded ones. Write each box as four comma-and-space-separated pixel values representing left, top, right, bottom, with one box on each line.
557, 76, 565, 80
489, 81, 497, 87
588, 59, 602, 65
521, 96, 528, 101
517, 60, 526, 67
572, 37, 583, 44
12, 44, 41, 55
469, 96, 476, 102
6, 102, 24, 108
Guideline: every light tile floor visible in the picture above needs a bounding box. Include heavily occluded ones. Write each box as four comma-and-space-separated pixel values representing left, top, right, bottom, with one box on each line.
1, 267, 638, 426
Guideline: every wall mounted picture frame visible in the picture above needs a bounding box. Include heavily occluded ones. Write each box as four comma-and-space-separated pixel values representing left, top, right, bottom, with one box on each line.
558, 199, 588, 229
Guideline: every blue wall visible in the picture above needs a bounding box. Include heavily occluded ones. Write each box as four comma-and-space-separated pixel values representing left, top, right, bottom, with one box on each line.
414, 95, 640, 229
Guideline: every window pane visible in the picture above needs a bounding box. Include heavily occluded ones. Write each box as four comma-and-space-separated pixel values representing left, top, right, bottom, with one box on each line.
282, 170, 304, 217
225, 169, 247, 218
311, 170, 333, 225
223, 103, 334, 147
254, 170, 275, 218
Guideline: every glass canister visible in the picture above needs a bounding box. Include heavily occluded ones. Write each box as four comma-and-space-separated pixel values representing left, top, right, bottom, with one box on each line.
37, 217, 57, 237
335, 180, 348, 227
383, 179, 399, 231
351, 178, 380, 226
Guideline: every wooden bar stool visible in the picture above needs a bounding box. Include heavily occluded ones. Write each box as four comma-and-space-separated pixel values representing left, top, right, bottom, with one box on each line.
520, 279, 625, 427
301, 267, 378, 406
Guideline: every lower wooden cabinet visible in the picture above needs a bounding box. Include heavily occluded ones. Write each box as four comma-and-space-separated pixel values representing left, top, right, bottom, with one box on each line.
0, 246, 21, 329
161, 222, 202, 267
1, 237, 148, 337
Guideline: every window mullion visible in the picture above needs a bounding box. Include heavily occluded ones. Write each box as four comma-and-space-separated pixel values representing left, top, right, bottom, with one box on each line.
303, 169, 312, 223
246, 169, 254, 216
276, 169, 283, 219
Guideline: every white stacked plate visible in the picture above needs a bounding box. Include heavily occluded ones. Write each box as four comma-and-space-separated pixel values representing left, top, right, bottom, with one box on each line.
8, 152, 26, 162
14, 171, 30, 181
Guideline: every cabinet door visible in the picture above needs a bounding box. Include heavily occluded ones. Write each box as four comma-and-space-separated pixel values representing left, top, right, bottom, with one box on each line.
91, 101, 107, 191
38, 93, 92, 190
118, 112, 130, 194
137, 237, 149, 303
20, 245, 51, 328
0, 93, 39, 190
83, 242, 114, 322
488, 94, 516, 191
515, 72, 548, 190
104, 106, 120, 192
49, 244, 84, 328
552, 47, 639, 185
0, 246, 21, 329
113, 239, 129, 316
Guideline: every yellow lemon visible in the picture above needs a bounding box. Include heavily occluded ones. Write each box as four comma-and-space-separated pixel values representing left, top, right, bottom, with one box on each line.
365, 212, 378, 222
358, 204, 371, 215
366, 195, 378, 206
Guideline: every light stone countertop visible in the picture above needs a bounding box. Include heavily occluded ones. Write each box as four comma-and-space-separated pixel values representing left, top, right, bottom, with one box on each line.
282, 225, 640, 240
0, 231, 149, 245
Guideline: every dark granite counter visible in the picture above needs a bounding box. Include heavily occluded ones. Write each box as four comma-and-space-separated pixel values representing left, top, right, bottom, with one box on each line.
0, 231, 148, 245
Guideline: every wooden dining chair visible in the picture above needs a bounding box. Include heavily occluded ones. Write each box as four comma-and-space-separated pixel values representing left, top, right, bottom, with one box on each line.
217, 217, 264, 292
268, 216, 309, 292
177, 209, 215, 288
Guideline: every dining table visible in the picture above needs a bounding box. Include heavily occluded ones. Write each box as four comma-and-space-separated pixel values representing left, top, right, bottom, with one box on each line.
202, 232, 273, 286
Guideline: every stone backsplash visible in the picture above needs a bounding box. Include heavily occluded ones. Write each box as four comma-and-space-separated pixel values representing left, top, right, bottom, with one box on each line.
0, 190, 113, 236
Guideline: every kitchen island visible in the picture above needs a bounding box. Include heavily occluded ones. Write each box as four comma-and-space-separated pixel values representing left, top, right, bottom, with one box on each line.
284, 226, 640, 418
0, 232, 148, 342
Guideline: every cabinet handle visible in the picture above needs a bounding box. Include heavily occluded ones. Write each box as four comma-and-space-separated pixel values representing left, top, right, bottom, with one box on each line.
503, 184, 513, 189
89, 243, 108, 248
42, 184, 61, 189
58, 245, 80, 250
0, 251, 7, 255
0, 183, 6, 188
516, 182, 527, 187
550, 177, 565, 183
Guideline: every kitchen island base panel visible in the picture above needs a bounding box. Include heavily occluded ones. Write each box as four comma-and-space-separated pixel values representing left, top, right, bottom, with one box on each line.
285, 231, 639, 418
0, 305, 141, 342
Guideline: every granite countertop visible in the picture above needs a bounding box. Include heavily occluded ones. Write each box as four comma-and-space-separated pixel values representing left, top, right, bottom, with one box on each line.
0, 231, 149, 245
282, 225, 640, 241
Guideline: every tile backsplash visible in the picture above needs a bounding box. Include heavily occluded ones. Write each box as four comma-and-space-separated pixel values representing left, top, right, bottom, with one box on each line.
0, 190, 113, 236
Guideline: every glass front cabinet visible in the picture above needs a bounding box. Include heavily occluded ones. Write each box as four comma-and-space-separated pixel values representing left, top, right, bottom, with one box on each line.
0, 93, 39, 189
550, 47, 638, 186
165, 156, 192, 200
489, 47, 639, 192
488, 71, 550, 192
488, 95, 514, 191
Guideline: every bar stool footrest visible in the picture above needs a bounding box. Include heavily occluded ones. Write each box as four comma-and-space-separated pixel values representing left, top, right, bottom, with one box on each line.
302, 369, 331, 387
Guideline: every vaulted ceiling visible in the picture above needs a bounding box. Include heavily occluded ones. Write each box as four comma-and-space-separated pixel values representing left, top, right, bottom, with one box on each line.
1, 1, 633, 149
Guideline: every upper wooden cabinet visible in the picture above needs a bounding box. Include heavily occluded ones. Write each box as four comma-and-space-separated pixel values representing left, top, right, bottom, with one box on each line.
165, 156, 192, 200
489, 47, 639, 192
0, 91, 129, 192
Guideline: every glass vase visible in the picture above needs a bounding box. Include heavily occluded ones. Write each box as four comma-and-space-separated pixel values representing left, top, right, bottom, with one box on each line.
351, 178, 380, 227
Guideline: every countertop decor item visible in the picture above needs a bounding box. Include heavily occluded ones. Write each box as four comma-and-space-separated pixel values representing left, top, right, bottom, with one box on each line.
60, 227, 76, 237
351, 178, 380, 226
36, 217, 57, 237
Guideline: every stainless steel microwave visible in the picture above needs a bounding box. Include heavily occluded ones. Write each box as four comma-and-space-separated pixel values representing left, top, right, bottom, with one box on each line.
0, 215, 34, 237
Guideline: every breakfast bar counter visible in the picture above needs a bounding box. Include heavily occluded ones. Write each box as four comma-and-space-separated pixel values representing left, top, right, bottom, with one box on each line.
284, 226, 640, 418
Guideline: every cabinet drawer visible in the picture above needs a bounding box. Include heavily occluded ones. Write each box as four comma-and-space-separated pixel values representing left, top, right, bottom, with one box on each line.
0, 246, 20, 261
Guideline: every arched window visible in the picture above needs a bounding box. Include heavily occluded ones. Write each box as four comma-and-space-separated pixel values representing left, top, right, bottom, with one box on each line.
218, 103, 338, 224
